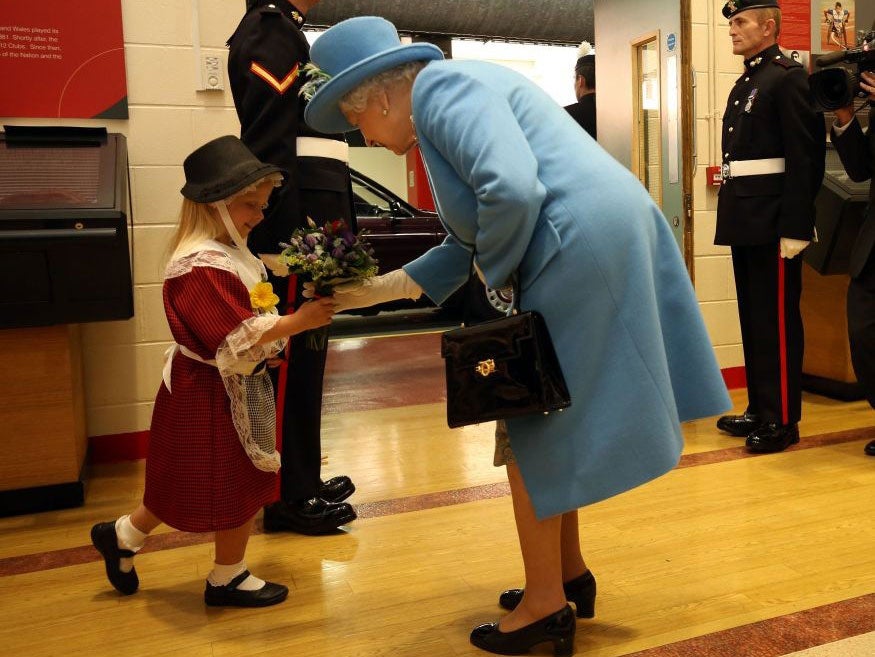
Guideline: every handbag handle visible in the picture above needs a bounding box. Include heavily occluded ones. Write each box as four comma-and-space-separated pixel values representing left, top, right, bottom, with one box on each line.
461, 251, 520, 327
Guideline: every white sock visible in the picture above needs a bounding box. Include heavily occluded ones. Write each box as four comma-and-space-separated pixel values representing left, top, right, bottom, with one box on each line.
115, 515, 147, 573
207, 561, 266, 591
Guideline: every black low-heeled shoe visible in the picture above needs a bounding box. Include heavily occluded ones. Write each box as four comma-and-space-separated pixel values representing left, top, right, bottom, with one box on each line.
90, 521, 139, 595
204, 570, 289, 607
499, 571, 596, 618
470, 604, 576, 656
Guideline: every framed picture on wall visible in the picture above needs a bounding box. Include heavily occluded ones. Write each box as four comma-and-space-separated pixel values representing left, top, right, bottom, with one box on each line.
820, 0, 856, 52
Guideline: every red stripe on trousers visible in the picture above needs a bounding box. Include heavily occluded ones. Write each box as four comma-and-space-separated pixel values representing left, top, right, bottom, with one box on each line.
274, 274, 298, 497
777, 251, 789, 424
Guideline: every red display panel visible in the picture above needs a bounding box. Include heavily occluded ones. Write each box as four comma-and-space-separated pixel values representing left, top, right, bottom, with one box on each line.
780, 0, 813, 52
0, 1, 128, 119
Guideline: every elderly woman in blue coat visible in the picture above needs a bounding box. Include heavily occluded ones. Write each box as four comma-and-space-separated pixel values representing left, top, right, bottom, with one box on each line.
302, 17, 731, 657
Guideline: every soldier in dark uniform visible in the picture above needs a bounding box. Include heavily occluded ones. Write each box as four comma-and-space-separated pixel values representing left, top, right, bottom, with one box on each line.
564, 44, 596, 139
227, 0, 358, 533
714, 0, 825, 453
831, 71, 875, 457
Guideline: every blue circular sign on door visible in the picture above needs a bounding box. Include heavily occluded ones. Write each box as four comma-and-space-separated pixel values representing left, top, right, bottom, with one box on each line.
667, 33, 677, 51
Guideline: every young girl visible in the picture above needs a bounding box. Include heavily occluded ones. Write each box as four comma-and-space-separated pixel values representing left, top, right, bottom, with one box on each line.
90, 135, 336, 607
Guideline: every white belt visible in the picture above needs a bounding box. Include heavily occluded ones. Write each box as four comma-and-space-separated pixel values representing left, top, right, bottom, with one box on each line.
297, 137, 349, 162
721, 158, 785, 180
162, 344, 216, 393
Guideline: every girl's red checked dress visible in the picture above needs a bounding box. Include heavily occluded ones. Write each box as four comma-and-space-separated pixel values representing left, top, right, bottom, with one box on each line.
144, 242, 285, 532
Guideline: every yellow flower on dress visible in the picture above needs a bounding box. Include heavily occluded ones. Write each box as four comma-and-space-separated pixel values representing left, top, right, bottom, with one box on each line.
250, 281, 279, 312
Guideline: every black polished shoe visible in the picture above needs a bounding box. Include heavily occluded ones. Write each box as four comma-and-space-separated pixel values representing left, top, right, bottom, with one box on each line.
499, 571, 595, 618
865, 440, 875, 456
317, 475, 355, 504
204, 570, 288, 607
470, 604, 575, 656
90, 521, 139, 595
716, 412, 762, 437
262, 497, 357, 535
745, 422, 800, 453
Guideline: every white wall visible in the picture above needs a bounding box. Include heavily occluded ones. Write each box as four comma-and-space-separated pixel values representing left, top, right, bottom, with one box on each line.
687, 0, 745, 370
348, 147, 408, 200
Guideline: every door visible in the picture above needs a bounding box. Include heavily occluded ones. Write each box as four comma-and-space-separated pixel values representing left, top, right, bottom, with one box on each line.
594, 0, 693, 272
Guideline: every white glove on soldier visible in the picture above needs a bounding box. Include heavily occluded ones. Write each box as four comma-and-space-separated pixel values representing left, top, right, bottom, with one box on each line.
779, 238, 810, 259
311, 269, 423, 312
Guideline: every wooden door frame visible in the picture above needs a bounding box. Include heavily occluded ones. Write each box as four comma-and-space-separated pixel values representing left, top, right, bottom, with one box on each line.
680, 0, 694, 278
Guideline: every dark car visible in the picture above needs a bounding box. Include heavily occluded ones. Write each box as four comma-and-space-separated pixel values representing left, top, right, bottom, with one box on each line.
350, 168, 509, 319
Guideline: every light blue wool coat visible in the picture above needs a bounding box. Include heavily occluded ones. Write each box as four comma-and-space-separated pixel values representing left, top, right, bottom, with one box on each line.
403, 60, 731, 519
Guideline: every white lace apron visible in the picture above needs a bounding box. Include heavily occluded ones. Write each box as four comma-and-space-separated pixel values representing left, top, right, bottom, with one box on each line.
163, 240, 286, 473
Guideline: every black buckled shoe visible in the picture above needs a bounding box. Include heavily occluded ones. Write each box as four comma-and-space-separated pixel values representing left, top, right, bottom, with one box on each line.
90, 521, 139, 595
470, 604, 575, 656
499, 570, 596, 618
317, 476, 356, 504
262, 497, 357, 535
864, 440, 875, 456
716, 412, 762, 437
204, 570, 288, 607
745, 422, 800, 453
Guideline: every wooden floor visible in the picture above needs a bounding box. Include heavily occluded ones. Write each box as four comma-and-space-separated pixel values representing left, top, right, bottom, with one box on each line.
1, 331, 874, 657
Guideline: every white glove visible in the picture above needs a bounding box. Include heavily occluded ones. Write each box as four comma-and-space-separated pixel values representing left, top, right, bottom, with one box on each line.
779, 238, 810, 259
317, 269, 423, 312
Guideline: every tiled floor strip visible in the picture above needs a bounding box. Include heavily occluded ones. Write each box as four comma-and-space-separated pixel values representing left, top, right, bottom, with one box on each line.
622, 595, 875, 657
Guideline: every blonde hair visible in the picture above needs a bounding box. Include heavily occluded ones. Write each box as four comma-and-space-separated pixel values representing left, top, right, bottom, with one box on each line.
166, 200, 222, 263
339, 61, 427, 115
166, 172, 283, 263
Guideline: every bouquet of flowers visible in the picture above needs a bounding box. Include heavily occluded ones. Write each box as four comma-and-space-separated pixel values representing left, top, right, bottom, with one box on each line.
263, 218, 378, 349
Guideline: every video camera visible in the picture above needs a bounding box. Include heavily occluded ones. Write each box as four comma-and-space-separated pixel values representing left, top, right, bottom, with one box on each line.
809, 29, 875, 111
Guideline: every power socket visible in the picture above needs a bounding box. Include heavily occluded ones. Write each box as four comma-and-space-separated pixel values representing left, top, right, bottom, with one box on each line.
201, 55, 224, 91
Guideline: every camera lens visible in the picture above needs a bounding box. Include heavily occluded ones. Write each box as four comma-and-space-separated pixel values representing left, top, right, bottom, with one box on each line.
810, 67, 857, 111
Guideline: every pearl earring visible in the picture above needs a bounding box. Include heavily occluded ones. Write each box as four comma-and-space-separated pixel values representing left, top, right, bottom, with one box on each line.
382, 108, 388, 116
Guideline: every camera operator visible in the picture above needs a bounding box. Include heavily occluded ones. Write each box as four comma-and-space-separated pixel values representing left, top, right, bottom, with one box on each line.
831, 70, 875, 457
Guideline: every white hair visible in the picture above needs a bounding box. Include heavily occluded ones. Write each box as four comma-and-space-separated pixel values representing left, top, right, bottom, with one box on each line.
339, 61, 428, 115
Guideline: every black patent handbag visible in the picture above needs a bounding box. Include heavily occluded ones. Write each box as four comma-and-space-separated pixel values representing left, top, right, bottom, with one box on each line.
440, 262, 571, 428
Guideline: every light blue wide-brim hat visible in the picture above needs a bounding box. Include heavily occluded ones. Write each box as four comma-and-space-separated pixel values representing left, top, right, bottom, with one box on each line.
304, 16, 444, 135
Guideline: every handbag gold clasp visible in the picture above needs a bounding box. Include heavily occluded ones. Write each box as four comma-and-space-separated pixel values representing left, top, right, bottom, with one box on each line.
475, 359, 496, 377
